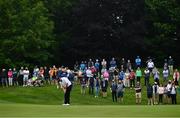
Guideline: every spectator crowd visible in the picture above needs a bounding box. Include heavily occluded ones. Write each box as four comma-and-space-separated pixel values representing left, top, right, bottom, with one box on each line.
0, 56, 179, 105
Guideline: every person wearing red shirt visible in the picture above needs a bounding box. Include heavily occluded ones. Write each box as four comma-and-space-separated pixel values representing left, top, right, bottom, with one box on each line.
129, 69, 135, 89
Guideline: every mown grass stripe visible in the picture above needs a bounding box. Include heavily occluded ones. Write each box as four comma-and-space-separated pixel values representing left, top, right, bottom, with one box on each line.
0, 104, 180, 117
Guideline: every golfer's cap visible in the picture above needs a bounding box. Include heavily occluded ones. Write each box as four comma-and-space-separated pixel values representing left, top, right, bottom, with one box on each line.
154, 82, 157, 84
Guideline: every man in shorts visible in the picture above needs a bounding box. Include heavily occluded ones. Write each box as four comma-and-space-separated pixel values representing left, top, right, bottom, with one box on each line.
117, 80, 125, 102
135, 82, 142, 104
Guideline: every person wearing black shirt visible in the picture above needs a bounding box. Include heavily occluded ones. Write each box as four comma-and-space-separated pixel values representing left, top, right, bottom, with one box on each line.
135, 82, 142, 104
111, 80, 117, 102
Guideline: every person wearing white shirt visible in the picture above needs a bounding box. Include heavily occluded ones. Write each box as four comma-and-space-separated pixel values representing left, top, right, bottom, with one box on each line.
23, 67, 29, 87
86, 68, 94, 95
60, 77, 72, 105
152, 67, 160, 85
170, 83, 177, 104
166, 80, 172, 104
147, 59, 154, 73
173, 69, 180, 86
86, 68, 93, 78
152, 82, 159, 105
124, 69, 130, 87
144, 68, 150, 86
158, 84, 164, 104
163, 68, 169, 82
101, 59, 107, 69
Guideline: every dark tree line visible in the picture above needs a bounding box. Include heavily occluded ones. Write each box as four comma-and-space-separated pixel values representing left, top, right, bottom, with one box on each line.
0, 0, 179, 67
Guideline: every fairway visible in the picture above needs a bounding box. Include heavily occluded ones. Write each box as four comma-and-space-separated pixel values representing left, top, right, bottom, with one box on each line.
0, 85, 180, 117
0, 103, 180, 117
1, 0, 180, 117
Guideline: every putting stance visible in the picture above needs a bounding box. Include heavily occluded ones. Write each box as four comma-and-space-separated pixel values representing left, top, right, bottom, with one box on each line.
60, 77, 72, 105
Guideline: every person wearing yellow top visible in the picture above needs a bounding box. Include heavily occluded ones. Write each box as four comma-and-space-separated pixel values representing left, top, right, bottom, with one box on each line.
52, 65, 58, 85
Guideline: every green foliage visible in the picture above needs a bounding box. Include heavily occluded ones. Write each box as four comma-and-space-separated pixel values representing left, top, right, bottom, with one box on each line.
0, 0, 54, 67
0, 0, 180, 67
57, 0, 146, 64
145, 0, 180, 65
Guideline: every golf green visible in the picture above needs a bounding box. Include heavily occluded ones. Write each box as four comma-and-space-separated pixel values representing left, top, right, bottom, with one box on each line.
0, 103, 180, 117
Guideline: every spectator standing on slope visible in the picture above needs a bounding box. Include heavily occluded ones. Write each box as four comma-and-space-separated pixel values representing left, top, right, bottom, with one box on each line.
117, 80, 125, 103
110, 79, 117, 102
147, 59, 154, 74
170, 82, 177, 104
152, 82, 159, 105
168, 56, 174, 75
136, 67, 142, 83
8, 69, 13, 86
173, 69, 179, 86
147, 84, 153, 105
158, 84, 164, 104
144, 68, 150, 86
135, 82, 142, 104
162, 67, 169, 83
135, 56, 141, 68
129, 69, 136, 89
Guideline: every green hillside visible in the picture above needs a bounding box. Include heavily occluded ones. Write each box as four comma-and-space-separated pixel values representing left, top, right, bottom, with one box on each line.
0, 84, 179, 105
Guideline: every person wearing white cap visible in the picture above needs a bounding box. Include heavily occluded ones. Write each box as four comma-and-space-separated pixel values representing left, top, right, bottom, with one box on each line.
167, 80, 172, 104
152, 82, 159, 105
168, 56, 174, 75
23, 67, 29, 87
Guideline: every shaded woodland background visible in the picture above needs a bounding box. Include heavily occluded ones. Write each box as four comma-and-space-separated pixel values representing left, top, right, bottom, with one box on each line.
0, 0, 180, 68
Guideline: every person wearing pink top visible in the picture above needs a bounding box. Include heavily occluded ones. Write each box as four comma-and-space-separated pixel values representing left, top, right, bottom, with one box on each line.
8, 68, 13, 86
158, 84, 164, 104
173, 69, 179, 86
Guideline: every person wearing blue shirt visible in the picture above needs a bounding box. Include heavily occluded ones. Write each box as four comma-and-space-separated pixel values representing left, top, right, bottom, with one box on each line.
111, 80, 117, 102
57, 67, 67, 89
110, 57, 117, 68
94, 59, 100, 72
80, 61, 86, 71
59, 67, 68, 78
119, 70, 125, 81
135, 56, 142, 68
